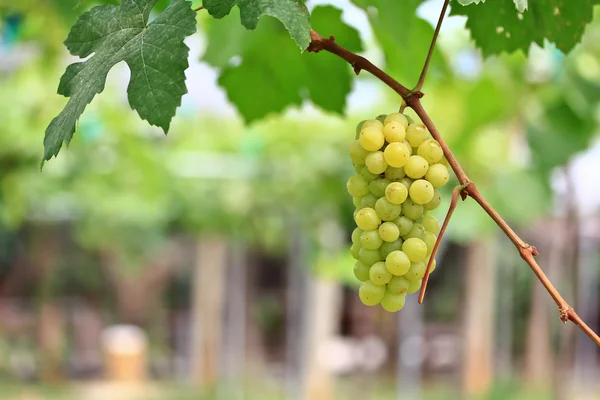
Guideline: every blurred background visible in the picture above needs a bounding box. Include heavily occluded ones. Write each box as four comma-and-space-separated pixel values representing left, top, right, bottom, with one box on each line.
1, 0, 600, 399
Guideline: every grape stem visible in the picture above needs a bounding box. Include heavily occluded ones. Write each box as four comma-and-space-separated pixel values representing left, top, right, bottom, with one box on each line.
309, 31, 600, 347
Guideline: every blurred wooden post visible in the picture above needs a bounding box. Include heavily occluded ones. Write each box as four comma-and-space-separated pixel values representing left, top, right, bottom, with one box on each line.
462, 239, 495, 399
189, 237, 228, 389
101, 325, 148, 382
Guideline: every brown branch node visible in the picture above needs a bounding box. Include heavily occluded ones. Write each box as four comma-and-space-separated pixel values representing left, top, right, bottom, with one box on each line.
560, 306, 571, 323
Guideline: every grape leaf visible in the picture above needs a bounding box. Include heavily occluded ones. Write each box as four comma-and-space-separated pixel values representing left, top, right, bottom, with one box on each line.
203, 5, 363, 122
203, 0, 311, 50
457, 0, 527, 11
43, 0, 197, 162
451, 0, 600, 56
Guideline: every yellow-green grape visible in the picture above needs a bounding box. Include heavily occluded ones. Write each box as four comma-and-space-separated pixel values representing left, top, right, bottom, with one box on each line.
385, 250, 411, 276
387, 276, 411, 295
359, 281, 386, 306
405, 155, 429, 179
394, 216, 414, 236
360, 166, 379, 182
384, 142, 410, 168
380, 239, 403, 259
347, 174, 370, 197
361, 230, 383, 250
425, 163, 449, 188
354, 261, 371, 282
403, 223, 426, 240
358, 248, 382, 266
360, 194, 378, 209
365, 151, 388, 174
402, 199, 424, 220
362, 119, 384, 130
353, 197, 362, 208
405, 261, 426, 282
423, 231, 437, 254
398, 177, 413, 191
352, 228, 363, 244
440, 157, 450, 168
355, 121, 366, 139
351, 243, 361, 259
424, 189, 442, 211
406, 123, 429, 148
350, 140, 369, 165
407, 279, 422, 294
353, 164, 362, 173
384, 112, 409, 129
370, 261, 393, 285
401, 140, 413, 154
409, 179, 434, 205
385, 182, 408, 205
354, 207, 381, 231
380, 292, 406, 312
369, 178, 391, 198
417, 139, 443, 164
421, 214, 440, 233
402, 238, 428, 262
383, 121, 407, 143
375, 197, 402, 221
384, 167, 405, 181
359, 127, 385, 152
429, 258, 437, 272
379, 222, 400, 242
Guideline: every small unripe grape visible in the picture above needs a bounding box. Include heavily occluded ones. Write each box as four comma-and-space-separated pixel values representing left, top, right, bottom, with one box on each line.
425, 163, 450, 188
385, 250, 411, 276
370, 261, 392, 285
387, 276, 411, 295
405, 261, 426, 282
351, 228, 363, 244
384, 167, 405, 181
409, 179, 435, 205
384, 142, 410, 168
379, 222, 400, 242
406, 123, 428, 148
394, 216, 414, 236
360, 194, 378, 209
369, 178, 391, 198
360, 230, 383, 250
402, 199, 424, 220
351, 243, 361, 259
417, 139, 443, 164
384, 113, 409, 129
359, 127, 385, 151
359, 281, 385, 306
424, 189, 442, 211
385, 182, 408, 205
423, 231, 437, 254
362, 119, 384, 130
360, 166, 379, 182
405, 155, 429, 179
354, 261, 371, 282
358, 248, 382, 266
355, 121, 366, 139
383, 121, 406, 143
347, 174, 370, 197
398, 177, 413, 191
403, 223, 426, 240
402, 237, 428, 262
353, 197, 362, 208
350, 140, 369, 165
421, 214, 440, 233
380, 239, 403, 259
375, 197, 402, 221
365, 151, 388, 174
407, 279, 422, 294
355, 207, 381, 231
380, 292, 406, 312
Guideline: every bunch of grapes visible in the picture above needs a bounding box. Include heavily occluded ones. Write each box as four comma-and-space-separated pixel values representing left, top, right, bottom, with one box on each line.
347, 112, 450, 312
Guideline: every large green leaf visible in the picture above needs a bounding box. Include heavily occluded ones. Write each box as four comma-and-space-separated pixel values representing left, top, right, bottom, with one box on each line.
43, 0, 197, 162
457, 0, 528, 12
451, 0, 600, 56
203, 0, 311, 50
203, 5, 363, 122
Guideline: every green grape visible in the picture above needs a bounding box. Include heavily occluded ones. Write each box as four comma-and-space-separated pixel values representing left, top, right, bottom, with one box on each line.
405, 155, 429, 179
369, 178, 391, 197
380, 239, 403, 259
406, 123, 428, 148
424, 189, 442, 211
378, 222, 400, 242
405, 261, 426, 282
351, 227, 363, 244
384, 113, 409, 129
353, 164, 362, 173
354, 207, 381, 231
362, 119, 384, 130
383, 121, 406, 143
365, 151, 388, 174
385, 182, 408, 205
407, 279, 422, 294
381, 292, 406, 312
360, 166, 379, 182
398, 177, 413, 191
352, 197, 362, 208
359, 126, 385, 152
394, 216, 414, 236
360, 194, 378, 209
402, 238, 428, 262
355, 120, 366, 139
354, 261, 371, 282
423, 232, 437, 254
375, 197, 402, 221
409, 179, 434, 205
403, 223, 426, 240
370, 261, 393, 285
402, 199, 424, 220
429, 258, 437, 272
350, 140, 369, 165
358, 248, 382, 266
421, 214, 440, 233
425, 163, 449, 188
361, 230, 383, 250
383, 142, 410, 168
387, 276, 410, 295
351, 243, 361, 259
359, 281, 386, 306
385, 250, 411, 276
417, 139, 443, 164
401, 140, 413, 154
384, 167, 405, 181
347, 174, 370, 197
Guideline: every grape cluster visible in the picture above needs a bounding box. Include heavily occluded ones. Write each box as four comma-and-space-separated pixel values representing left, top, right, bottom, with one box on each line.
347, 112, 450, 312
